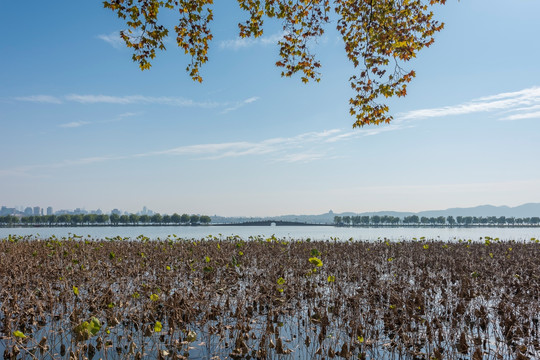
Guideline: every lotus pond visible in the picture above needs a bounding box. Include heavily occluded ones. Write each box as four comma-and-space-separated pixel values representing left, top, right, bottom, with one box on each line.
0, 235, 539, 359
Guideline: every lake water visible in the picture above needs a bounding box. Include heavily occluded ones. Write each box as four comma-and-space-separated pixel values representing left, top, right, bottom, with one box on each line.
0, 225, 538, 241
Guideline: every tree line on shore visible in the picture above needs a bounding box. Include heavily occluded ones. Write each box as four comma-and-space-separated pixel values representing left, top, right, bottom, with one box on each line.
0, 213, 211, 226
334, 215, 540, 226
3, 213, 540, 227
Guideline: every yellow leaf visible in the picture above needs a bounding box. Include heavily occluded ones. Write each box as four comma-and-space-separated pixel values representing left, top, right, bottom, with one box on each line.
13, 331, 26, 339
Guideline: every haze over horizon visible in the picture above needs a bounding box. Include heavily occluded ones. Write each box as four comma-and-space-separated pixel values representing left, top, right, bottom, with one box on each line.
1, 1, 539, 217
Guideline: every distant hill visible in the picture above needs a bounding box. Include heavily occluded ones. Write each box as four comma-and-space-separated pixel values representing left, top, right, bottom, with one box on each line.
416, 203, 540, 218
210, 203, 540, 224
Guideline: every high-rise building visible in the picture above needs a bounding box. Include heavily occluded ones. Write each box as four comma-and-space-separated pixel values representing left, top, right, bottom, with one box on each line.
24, 207, 33, 216
33, 206, 41, 216
47, 207, 53, 215
0, 206, 16, 216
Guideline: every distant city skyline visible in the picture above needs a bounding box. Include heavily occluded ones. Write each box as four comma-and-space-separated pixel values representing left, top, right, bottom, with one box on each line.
2, 202, 540, 220
1, 1, 539, 216
0, 204, 156, 217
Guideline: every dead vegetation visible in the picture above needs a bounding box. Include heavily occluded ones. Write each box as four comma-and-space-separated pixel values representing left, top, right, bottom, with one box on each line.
0, 234, 539, 359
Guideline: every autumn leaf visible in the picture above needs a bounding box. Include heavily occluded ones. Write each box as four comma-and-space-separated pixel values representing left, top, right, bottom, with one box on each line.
104, 0, 447, 127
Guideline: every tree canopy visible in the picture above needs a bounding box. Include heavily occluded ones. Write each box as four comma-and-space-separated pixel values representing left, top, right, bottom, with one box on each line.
103, 0, 446, 127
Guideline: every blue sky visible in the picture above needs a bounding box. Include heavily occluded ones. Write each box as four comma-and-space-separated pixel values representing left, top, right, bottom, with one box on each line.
1, 0, 539, 216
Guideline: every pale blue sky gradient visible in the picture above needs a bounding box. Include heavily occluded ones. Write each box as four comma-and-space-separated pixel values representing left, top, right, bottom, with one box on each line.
1, 0, 539, 216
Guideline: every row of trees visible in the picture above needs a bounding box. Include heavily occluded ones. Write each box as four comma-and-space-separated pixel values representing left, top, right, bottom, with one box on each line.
334, 215, 540, 226
0, 213, 212, 227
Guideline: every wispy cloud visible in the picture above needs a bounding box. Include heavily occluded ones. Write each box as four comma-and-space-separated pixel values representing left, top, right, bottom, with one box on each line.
118, 112, 138, 118
500, 111, 540, 121
14, 94, 260, 112
14, 95, 63, 104
58, 112, 141, 129
219, 32, 285, 50
399, 86, 540, 121
222, 96, 260, 114
500, 105, 540, 121
319, 86, 540, 145
59, 121, 90, 128
9, 86, 540, 177
97, 31, 124, 49
63, 94, 221, 108
276, 152, 329, 163
244, 97, 259, 104
148, 129, 341, 160
324, 124, 411, 143
1, 129, 344, 177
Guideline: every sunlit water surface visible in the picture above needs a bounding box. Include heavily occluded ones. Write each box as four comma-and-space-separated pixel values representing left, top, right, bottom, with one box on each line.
0, 225, 538, 241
